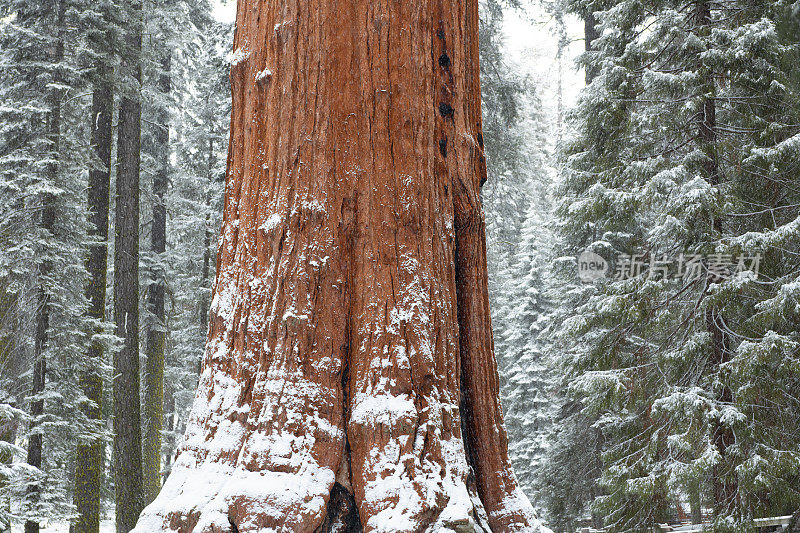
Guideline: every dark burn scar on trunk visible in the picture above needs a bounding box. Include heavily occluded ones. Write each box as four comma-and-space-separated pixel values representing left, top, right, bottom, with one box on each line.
438, 102, 454, 118
439, 138, 448, 158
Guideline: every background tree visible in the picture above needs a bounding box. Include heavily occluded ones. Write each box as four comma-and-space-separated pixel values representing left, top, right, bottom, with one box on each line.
1, 0, 98, 530
477, 0, 556, 508
550, 0, 800, 529
113, 0, 145, 527
1, 0, 230, 530
161, 11, 230, 476
73, 0, 118, 531
141, 0, 173, 504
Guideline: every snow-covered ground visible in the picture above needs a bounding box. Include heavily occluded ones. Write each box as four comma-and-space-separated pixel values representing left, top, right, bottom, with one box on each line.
12, 519, 116, 532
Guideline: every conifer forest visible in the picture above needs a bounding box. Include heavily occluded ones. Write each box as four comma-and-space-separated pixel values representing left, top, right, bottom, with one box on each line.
1, 0, 799, 532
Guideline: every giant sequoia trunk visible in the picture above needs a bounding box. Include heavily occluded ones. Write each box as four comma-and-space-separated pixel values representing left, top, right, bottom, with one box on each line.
134, 0, 540, 531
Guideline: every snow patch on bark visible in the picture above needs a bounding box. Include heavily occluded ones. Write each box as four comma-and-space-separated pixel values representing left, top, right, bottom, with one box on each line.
227, 47, 250, 66
351, 391, 415, 428
487, 479, 552, 533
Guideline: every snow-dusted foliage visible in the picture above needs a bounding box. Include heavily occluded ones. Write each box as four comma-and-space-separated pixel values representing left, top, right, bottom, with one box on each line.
478, 0, 557, 514
1, 0, 229, 528
152, 3, 231, 483
0, 0, 109, 526
546, 0, 800, 530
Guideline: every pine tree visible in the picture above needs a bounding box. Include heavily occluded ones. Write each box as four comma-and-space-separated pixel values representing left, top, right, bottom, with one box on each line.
141, 0, 173, 505
73, 0, 117, 530
2, 0, 100, 529
161, 11, 230, 477
113, 0, 145, 527
477, 0, 557, 511
553, 0, 800, 529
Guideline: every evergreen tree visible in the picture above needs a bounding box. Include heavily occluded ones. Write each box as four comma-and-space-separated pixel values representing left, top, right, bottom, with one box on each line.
478, 0, 556, 510
2, 0, 232, 529
1, 0, 99, 529
141, 0, 174, 505
160, 6, 230, 479
113, 0, 145, 527
73, 1, 118, 531
553, 0, 800, 529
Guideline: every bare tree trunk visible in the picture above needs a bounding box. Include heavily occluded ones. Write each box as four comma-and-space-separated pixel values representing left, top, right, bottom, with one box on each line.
143, 52, 171, 507
114, 0, 145, 529
692, 0, 736, 517
0, 285, 17, 533
134, 0, 542, 531
74, 18, 114, 530
584, 10, 600, 84
199, 135, 214, 333
25, 1, 64, 531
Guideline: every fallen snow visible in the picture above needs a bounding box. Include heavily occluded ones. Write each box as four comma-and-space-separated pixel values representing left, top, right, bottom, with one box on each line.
11, 519, 115, 532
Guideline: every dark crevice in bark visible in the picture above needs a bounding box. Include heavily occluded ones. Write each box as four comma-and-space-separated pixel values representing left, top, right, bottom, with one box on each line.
438, 102, 455, 118
228, 515, 240, 533
330, 186, 358, 530
319, 483, 362, 533
455, 235, 479, 479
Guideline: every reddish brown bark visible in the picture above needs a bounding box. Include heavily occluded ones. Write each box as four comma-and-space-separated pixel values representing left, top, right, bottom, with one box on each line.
134, 0, 540, 531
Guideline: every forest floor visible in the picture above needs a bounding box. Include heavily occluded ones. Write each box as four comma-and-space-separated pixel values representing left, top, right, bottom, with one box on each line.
11, 519, 116, 532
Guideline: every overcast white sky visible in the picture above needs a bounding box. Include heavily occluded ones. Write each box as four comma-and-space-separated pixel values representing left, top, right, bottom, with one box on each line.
504, 5, 584, 119
211, 0, 584, 130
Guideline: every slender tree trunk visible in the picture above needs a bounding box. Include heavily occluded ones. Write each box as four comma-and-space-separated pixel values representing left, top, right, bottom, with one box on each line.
25, 2, 64, 531
199, 135, 214, 338
133, 0, 541, 531
143, 52, 171, 507
0, 285, 17, 533
74, 33, 114, 533
584, 10, 600, 84
689, 486, 702, 525
693, 0, 736, 516
114, 0, 145, 529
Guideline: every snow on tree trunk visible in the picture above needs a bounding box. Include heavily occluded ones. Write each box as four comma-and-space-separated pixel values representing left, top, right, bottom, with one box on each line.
133, 0, 542, 531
